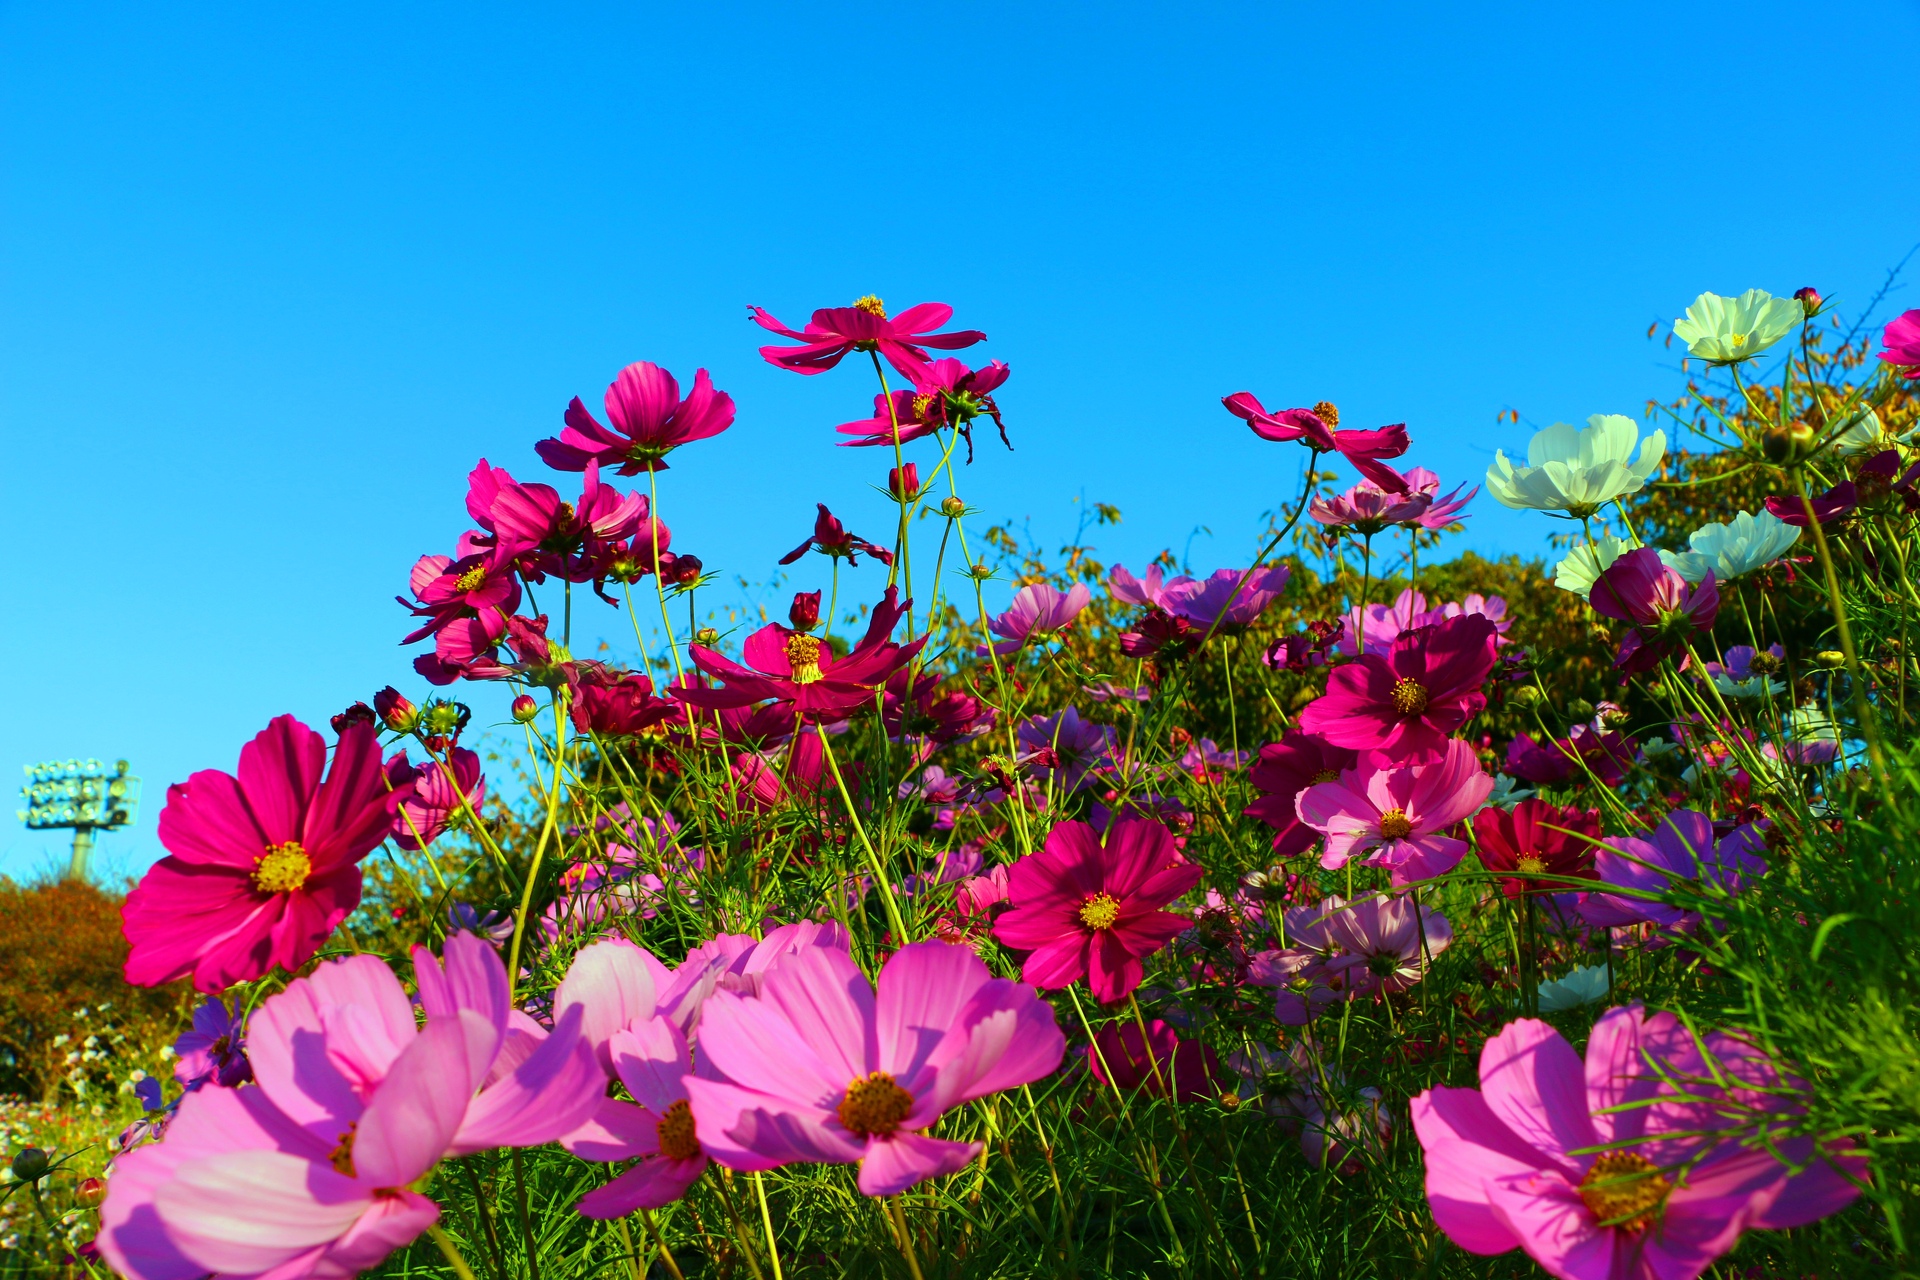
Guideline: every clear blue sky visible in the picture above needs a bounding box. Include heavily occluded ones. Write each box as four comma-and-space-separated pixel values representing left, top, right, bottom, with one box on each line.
4, 1, 1917, 877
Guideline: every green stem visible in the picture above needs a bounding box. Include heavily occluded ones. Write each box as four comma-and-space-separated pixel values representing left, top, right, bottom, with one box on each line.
506, 695, 569, 1002
428, 1225, 480, 1280
816, 727, 910, 944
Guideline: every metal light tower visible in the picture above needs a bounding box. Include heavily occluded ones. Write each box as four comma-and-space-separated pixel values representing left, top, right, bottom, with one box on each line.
18, 759, 140, 882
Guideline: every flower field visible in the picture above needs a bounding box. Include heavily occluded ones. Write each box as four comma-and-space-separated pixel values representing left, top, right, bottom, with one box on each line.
19, 290, 1920, 1278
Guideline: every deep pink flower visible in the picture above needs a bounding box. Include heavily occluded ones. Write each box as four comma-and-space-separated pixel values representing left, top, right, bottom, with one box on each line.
1087, 1019, 1223, 1102
1119, 607, 1199, 660
1222, 394, 1414, 493
489, 463, 650, 585
387, 747, 484, 851
98, 936, 603, 1280
837, 358, 1012, 461
985, 583, 1092, 654
122, 717, 395, 994
1298, 614, 1499, 759
1877, 308, 1920, 377
1764, 481, 1858, 527
778, 503, 895, 568
992, 818, 1202, 1003
536, 361, 736, 474
1404, 466, 1478, 528
685, 940, 1064, 1196
1587, 548, 1720, 675
571, 670, 680, 737
1266, 619, 1345, 670
1309, 478, 1433, 534
396, 552, 520, 645
882, 670, 993, 746
1243, 732, 1360, 856
1562, 724, 1634, 786
1411, 1005, 1863, 1280
675, 588, 925, 725
1161, 566, 1291, 630
1505, 732, 1575, 785
1472, 800, 1601, 897
751, 298, 986, 380
1296, 738, 1493, 884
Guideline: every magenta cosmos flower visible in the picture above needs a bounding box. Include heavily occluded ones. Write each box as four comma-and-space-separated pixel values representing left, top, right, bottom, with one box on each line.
1298, 613, 1499, 759
1222, 393, 1414, 493
1244, 732, 1360, 856
778, 502, 894, 568
1403, 466, 1478, 529
751, 297, 986, 380
1296, 738, 1493, 884
684, 940, 1064, 1196
490, 462, 651, 585
1160, 565, 1291, 630
1764, 480, 1858, 528
1411, 1005, 1863, 1280
397, 551, 520, 645
837, 357, 1012, 460
98, 935, 603, 1280
992, 818, 1202, 1003
387, 746, 484, 851
537, 360, 736, 474
1878, 308, 1920, 377
674, 587, 925, 725
985, 582, 1092, 654
1587, 548, 1720, 675
122, 716, 394, 994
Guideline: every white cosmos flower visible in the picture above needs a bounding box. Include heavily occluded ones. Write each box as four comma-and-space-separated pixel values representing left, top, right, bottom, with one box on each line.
1487, 415, 1666, 517
1672, 289, 1804, 365
1552, 533, 1631, 599
1537, 964, 1612, 1013
1478, 774, 1535, 813
1664, 509, 1799, 583
1713, 673, 1787, 699
1830, 406, 1886, 456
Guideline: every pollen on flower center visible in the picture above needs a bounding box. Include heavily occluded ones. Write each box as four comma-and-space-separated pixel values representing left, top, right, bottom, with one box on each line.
1515, 855, 1548, 876
1309, 769, 1341, 785
1578, 1151, 1670, 1231
453, 564, 489, 593
784, 633, 825, 684
853, 295, 887, 318
655, 1099, 701, 1161
910, 392, 936, 417
1377, 809, 1414, 840
1390, 678, 1429, 715
837, 1071, 915, 1139
329, 1122, 358, 1178
1728, 333, 1748, 347
253, 842, 312, 894
1078, 893, 1122, 930
1312, 400, 1340, 428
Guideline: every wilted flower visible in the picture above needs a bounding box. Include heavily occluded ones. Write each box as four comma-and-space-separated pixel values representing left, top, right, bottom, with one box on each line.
1486, 415, 1666, 518
778, 503, 895, 568
1672, 288, 1804, 364
1662, 509, 1798, 583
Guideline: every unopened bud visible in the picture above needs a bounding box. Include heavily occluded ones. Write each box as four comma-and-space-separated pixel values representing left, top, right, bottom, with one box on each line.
789, 590, 822, 632
510, 694, 539, 724
1812, 650, 1847, 669
1747, 651, 1782, 675
664, 554, 704, 587
969, 562, 994, 580
1761, 422, 1816, 464
939, 496, 967, 519
373, 686, 420, 733
75, 1176, 104, 1207
1311, 400, 1340, 428
10, 1149, 49, 1182
694, 626, 720, 646
1793, 286, 1823, 316
330, 702, 375, 735
1566, 698, 1595, 719
1509, 686, 1544, 709
888, 463, 921, 501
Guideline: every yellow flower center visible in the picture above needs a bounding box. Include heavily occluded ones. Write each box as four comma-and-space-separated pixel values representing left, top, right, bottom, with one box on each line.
785, 633, 824, 684
655, 1099, 701, 1162
453, 564, 489, 593
1390, 678, 1429, 715
1727, 332, 1747, 348
1312, 400, 1340, 428
837, 1071, 915, 1139
910, 392, 936, 418
1578, 1151, 1670, 1232
1378, 809, 1413, 840
329, 1122, 357, 1178
1515, 855, 1548, 876
253, 842, 312, 894
1078, 893, 1122, 930
853, 295, 888, 318
1309, 769, 1341, 785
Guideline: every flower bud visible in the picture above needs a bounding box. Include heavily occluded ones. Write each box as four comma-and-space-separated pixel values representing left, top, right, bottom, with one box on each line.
1761, 422, 1816, 464
423, 700, 472, 739
510, 694, 539, 723
1595, 700, 1630, 727
969, 562, 994, 580
1794, 286, 1823, 316
1566, 698, 1595, 719
330, 702, 375, 735
694, 626, 720, 646
10, 1149, 49, 1182
75, 1176, 104, 1207
664, 554, 704, 587
939, 496, 967, 519
1812, 650, 1847, 669
789, 590, 822, 632
1509, 686, 1544, 709
888, 463, 921, 501
1747, 651, 1783, 675
373, 686, 420, 734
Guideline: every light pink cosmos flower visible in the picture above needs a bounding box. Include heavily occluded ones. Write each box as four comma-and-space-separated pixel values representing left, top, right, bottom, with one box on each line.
984, 583, 1093, 654
98, 935, 603, 1280
1296, 738, 1493, 884
1309, 478, 1433, 535
1412, 1005, 1863, 1280
537, 361, 736, 474
1402, 466, 1478, 528
1108, 563, 1184, 607
685, 940, 1065, 1196
1160, 566, 1291, 630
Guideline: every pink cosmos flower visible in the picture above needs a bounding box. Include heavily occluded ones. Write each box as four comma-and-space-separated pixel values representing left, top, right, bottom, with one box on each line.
1179, 738, 1247, 782
1244, 732, 1361, 856
1587, 548, 1720, 675
684, 940, 1064, 1196
1403, 466, 1478, 528
1108, 563, 1181, 607
1877, 308, 1920, 377
984, 583, 1092, 654
778, 503, 895, 568
1087, 1019, 1223, 1102
675, 588, 925, 725
1505, 732, 1575, 785
536, 361, 736, 474
1765, 481, 1858, 527
1296, 738, 1493, 884
1309, 479, 1433, 534
397, 552, 520, 645
837, 357, 1012, 461
1222, 394, 1414, 493
98, 935, 603, 1280
122, 716, 395, 994
751, 298, 986, 379
1323, 893, 1454, 993
1161, 566, 1291, 630
1298, 614, 1499, 759
1411, 1005, 1863, 1280
387, 747, 484, 851
1015, 707, 1115, 792
489, 463, 650, 584
882, 670, 994, 746
1580, 810, 1767, 929
571, 670, 680, 737
992, 818, 1202, 1003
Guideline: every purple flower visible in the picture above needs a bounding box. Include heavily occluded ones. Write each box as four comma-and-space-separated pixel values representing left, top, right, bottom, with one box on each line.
1581, 810, 1768, 929
1160, 566, 1291, 630
1109, 563, 1180, 607
1017, 708, 1115, 791
172, 999, 251, 1091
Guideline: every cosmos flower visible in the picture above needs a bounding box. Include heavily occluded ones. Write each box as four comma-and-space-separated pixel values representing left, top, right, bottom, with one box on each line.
1298, 614, 1500, 759
985, 583, 1093, 654
1580, 810, 1767, 929
1553, 534, 1631, 600
1087, 1019, 1223, 1103
1403, 466, 1478, 528
1160, 566, 1292, 630
1587, 548, 1720, 675
536, 361, 736, 474
836, 358, 1012, 461
1470, 799, 1601, 897
1222, 394, 1414, 493
1662, 510, 1798, 583
1243, 732, 1360, 856
751, 297, 986, 380
1672, 288, 1805, 365
1486, 416, 1666, 518
778, 503, 895, 568
387, 747, 485, 851
1308, 480, 1432, 535
1877, 309, 1920, 378
1108, 563, 1178, 607
1295, 739, 1494, 884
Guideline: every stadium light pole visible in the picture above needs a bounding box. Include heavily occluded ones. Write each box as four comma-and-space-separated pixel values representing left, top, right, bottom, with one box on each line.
17, 758, 141, 882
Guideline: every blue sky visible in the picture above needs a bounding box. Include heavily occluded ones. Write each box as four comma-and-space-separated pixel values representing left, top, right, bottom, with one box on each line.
4, 0, 1917, 877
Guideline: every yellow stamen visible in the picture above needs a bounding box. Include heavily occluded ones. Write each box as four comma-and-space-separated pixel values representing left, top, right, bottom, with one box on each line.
655, 1099, 701, 1161
853, 295, 887, 318
1578, 1151, 1669, 1232
1309, 769, 1341, 785
1312, 400, 1340, 428
453, 564, 489, 593
785, 633, 824, 684
329, 1123, 358, 1178
253, 842, 311, 894
1390, 677, 1429, 715
1515, 855, 1548, 876
1378, 809, 1413, 840
837, 1071, 914, 1139
1078, 893, 1122, 930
